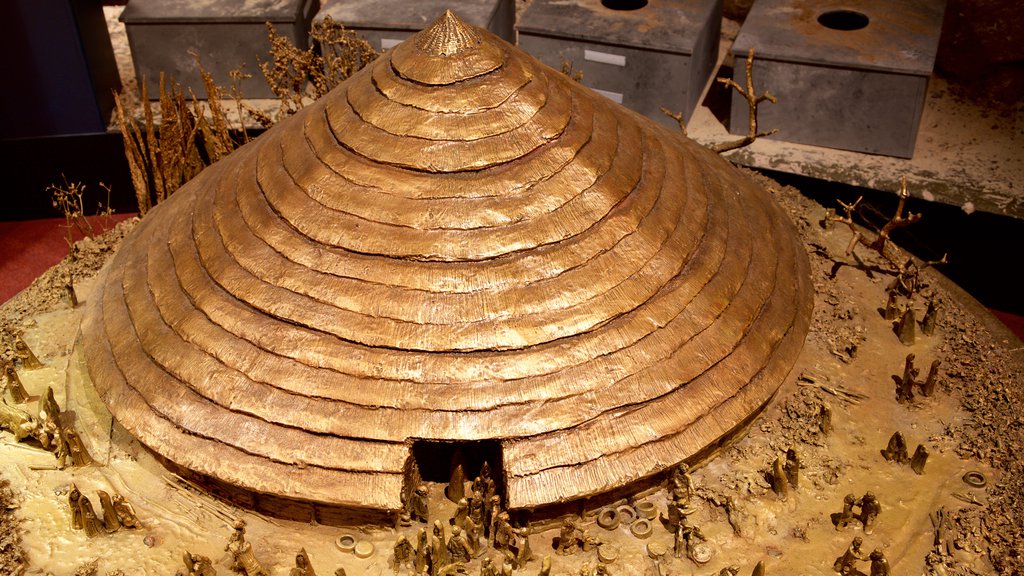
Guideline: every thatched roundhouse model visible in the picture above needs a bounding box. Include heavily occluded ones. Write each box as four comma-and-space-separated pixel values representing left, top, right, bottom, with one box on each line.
82, 12, 813, 519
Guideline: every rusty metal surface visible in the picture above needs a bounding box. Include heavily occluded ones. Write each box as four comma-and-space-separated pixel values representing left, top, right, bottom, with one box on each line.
82, 12, 813, 513
732, 0, 946, 75
120, 0, 311, 24
319, 0, 507, 32
517, 0, 719, 54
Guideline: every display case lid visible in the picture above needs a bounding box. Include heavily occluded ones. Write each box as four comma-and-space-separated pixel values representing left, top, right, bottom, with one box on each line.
121, 0, 315, 24
517, 0, 721, 54
732, 0, 946, 75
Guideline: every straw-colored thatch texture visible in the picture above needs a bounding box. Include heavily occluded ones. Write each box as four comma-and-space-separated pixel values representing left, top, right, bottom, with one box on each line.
82, 11, 812, 512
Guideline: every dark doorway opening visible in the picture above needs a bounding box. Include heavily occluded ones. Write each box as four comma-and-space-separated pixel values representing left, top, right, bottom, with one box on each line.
411, 439, 504, 484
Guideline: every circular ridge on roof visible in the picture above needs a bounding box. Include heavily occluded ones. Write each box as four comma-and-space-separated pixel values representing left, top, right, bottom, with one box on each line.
82, 11, 813, 513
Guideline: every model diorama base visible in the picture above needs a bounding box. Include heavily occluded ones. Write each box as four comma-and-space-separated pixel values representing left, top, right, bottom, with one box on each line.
1, 177, 1014, 576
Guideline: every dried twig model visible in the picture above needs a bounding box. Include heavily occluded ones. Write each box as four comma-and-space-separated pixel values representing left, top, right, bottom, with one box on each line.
661, 49, 776, 153
824, 176, 947, 276
712, 48, 778, 153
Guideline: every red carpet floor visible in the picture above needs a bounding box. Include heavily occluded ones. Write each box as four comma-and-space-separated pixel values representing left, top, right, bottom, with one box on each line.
0, 214, 135, 304
1, 215, 1022, 342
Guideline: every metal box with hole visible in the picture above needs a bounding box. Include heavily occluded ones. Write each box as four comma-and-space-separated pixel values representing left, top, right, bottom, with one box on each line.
315, 0, 515, 53
517, 0, 722, 128
121, 0, 319, 100
729, 0, 946, 158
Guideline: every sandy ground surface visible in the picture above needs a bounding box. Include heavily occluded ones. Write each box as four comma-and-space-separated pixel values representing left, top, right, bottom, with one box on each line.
1, 172, 1021, 576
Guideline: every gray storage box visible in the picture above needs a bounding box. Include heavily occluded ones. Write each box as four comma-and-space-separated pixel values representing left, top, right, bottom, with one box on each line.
315, 0, 515, 53
729, 0, 945, 158
121, 0, 319, 100
517, 0, 722, 128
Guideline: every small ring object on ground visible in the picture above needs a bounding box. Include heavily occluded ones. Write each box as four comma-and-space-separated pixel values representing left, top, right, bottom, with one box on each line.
630, 518, 653, 539
616, 504, 637, 525
635, 500, 657, 519
354, 540, 375, 558
962, 471, 986, 488
597, 508, 620, 530
597, 544, 619, 563
336, 534, 357, 553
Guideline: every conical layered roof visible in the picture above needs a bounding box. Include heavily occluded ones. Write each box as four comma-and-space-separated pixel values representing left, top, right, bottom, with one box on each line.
82, 12, 812, 512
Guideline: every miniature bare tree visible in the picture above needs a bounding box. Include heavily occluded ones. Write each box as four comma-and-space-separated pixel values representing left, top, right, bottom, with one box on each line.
824, 176, 947, 277
712, 48, 778, 153
661, 48, 777, 152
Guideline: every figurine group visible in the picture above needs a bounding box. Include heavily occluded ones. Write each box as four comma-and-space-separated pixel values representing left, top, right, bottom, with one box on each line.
894, 354, 941, 404
397, 462, 536, 576
880, 431, 929, 475
833, 537, 890, 576
883, 265, 939, 346
1, 359, 92, 470
67, 483, 141, 537
831, 492, 882, 534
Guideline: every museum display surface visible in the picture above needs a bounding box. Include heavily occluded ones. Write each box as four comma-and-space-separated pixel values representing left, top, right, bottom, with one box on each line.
1, 8, 1022, 576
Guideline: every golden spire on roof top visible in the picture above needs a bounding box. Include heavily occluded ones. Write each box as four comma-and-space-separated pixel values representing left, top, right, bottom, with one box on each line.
416, 10, 482, 56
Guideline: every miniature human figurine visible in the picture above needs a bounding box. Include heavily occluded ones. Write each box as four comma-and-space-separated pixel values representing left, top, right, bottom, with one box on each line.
494, 512, 514, 550
410, 484, 430, 523
452, 498, 469, 530
479, 558, 498, 576
184, 552, 217, 576
448, 526, 472, 563
856, 493, 881, 535
819, 404, 833, 435
0, 396, 38, 442
510, 527, 532, 568
38, 386, 62, 449
784, 449, 800, 490
557, 517, 581, 555
111, 493, 142, 529
922, 299, 938, 336
466, 520, 484, 556
897, 306, 916, 345
682, 524, 708, 563
415, 528, 430, 574
921, 360, 941, 397
869, 549, 890, 576
897, 354, 918, 404
538, 556, 551, 576
671, 463, 695, 505
291, 549, 317, 576
469, 489, 485, 527
831, 494, 857, 530
486, 495, 502, 541
769, 457, 788, 500
3, 363, 29, 404
78, 492, 104, 537
431, 520, 449, 574
881, 431, 909, 463
66, 280, 78, 308
68, 484, 85, 530
14, 336, 43, 370
225, 519, 269, 576
911, 444, 929, 475
96, 490, 121, 533
831, 532, 864, 569
882, 291, 900, 321
62, 425, 93, 467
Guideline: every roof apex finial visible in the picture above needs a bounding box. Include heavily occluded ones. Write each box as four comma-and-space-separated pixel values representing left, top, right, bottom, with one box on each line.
416, 10, 482, 56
